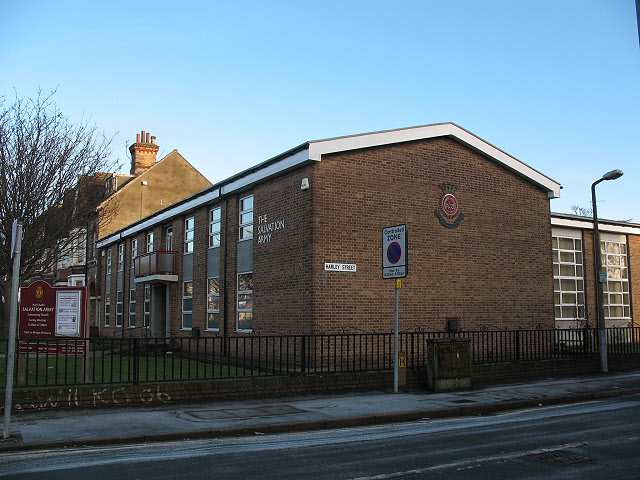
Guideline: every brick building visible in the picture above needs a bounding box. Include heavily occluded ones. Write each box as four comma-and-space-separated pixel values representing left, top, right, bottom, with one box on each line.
95, 123, 639, 337
84, 131, 212, 332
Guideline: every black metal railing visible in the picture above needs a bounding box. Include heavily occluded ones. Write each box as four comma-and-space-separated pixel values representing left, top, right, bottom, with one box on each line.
1, 327, 638, 388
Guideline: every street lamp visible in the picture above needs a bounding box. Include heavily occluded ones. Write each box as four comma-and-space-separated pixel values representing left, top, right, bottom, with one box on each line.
591, 169, 623, 373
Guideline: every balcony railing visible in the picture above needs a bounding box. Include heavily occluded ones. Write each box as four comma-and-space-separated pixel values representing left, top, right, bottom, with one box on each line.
133, 250, 177, 278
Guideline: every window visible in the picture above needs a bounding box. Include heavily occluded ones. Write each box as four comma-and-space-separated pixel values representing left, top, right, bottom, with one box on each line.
207, 277, 220, 330
118, 243, 124, 271
601, 238, 631, 319
129, 289, 136, 328
106, 249, 112, 275
105, 175, 117, 195
237, 273, 253, 331
182, 281, 193, 329
116, 291, 123, 327
104, 298, 110, 327
146, 232, 154, 253
74, 234, 85, 264
91, 230, 97, 260
185, 217, 194, 253
131, 239, 138, 260
209, 207, 221, 248
552, 235, 585, 320
239, 195, 253, 240
166, 226, 173, 251
144, 286, 151, 328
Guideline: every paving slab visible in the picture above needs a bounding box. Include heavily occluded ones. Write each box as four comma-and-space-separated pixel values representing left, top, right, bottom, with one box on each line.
2, 369, 639, 451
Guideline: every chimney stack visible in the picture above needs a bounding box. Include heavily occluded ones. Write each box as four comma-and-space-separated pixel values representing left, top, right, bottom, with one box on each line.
130, 130, 160, 175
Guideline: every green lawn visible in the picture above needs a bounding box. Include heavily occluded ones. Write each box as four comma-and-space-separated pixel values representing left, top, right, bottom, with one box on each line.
1, 353, 263, 388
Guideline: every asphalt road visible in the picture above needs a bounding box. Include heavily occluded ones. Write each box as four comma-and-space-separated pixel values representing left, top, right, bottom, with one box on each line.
1, 394, 639, 479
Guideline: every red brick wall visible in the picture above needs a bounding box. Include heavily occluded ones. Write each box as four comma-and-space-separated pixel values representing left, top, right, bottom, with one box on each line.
252, 165, 315, 334
628, 234, 639, 327
312, 137, 555, 333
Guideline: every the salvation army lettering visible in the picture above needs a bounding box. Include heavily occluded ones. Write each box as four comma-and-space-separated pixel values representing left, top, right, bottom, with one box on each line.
256, 213, 286, 244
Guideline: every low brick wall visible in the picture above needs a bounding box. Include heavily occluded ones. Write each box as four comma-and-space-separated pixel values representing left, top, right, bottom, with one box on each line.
2, 355, 637, 412
472, 354, 640, 384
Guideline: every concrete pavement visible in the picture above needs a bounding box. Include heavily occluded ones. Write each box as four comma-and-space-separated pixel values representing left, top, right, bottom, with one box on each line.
2, 369, 640, 452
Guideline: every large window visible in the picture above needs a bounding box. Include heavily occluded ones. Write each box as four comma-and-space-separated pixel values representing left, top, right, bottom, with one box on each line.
129, 289, 136, 328
239, 195, 253, 240
552, 234, 585, 320
237, 273, 253, 331
146, 232, 154, 253
601, 237, 631, 319
182, 281, 193, 329
209, 207, 221, 248
207, 277, 220, 330
185, 217, 194, 253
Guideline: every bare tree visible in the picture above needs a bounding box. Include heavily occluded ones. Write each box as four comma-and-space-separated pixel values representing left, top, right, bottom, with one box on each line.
0, 90, 119, 334
571, 204, 593, 217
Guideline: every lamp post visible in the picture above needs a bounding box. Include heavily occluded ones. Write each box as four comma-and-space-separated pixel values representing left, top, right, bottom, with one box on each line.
591, 169, 623, 373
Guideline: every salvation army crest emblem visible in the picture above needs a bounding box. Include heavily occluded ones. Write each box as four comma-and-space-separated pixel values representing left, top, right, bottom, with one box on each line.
435, 183, 464, 228
35, 285, 44, 302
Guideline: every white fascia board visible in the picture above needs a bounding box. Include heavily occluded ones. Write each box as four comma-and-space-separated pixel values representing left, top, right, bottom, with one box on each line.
97, 148, 312, 249
551, 216, 640, 235
219, 148, 311, 195
308, 123, 562, 198
97, 189, 222, 249
134, 274, 179, 284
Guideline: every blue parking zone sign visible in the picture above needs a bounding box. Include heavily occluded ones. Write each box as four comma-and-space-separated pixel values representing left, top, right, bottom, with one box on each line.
382, 224, 407, 278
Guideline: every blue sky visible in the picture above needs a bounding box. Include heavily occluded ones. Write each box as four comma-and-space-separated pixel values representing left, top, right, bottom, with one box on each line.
2, 0, 638, 221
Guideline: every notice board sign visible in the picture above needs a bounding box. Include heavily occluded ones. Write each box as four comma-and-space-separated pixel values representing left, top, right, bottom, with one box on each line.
19, 280, 87, 339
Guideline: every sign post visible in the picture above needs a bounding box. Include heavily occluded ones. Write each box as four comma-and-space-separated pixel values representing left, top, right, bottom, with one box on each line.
382, 224, 407, 393
4, 220, 22, 439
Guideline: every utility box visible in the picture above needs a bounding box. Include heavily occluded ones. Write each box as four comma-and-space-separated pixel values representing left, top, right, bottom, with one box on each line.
426, 338, 471, 392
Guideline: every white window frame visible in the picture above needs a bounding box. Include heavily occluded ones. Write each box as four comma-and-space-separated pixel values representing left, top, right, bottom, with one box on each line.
182, 281, 193, 329
144, 285, 151, 328
207, 277, 220, 331
237, 272, 253, 332
166, 226, 173, 251
239, 195, 253, 240
118, 243, 124, 271
116, 291, 123, 327
146, 232, 154, 253
128, 289, 136, 328
131, 238, 138, 260
601, 234, 631, 320
106, 249, 112, 275
209, 207, 221, 248
552, 230, 585, 321
184, 217, 195, 254
104, 298, 110, 327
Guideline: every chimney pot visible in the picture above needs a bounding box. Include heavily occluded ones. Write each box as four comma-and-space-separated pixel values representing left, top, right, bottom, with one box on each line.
129, 130, 159, 175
